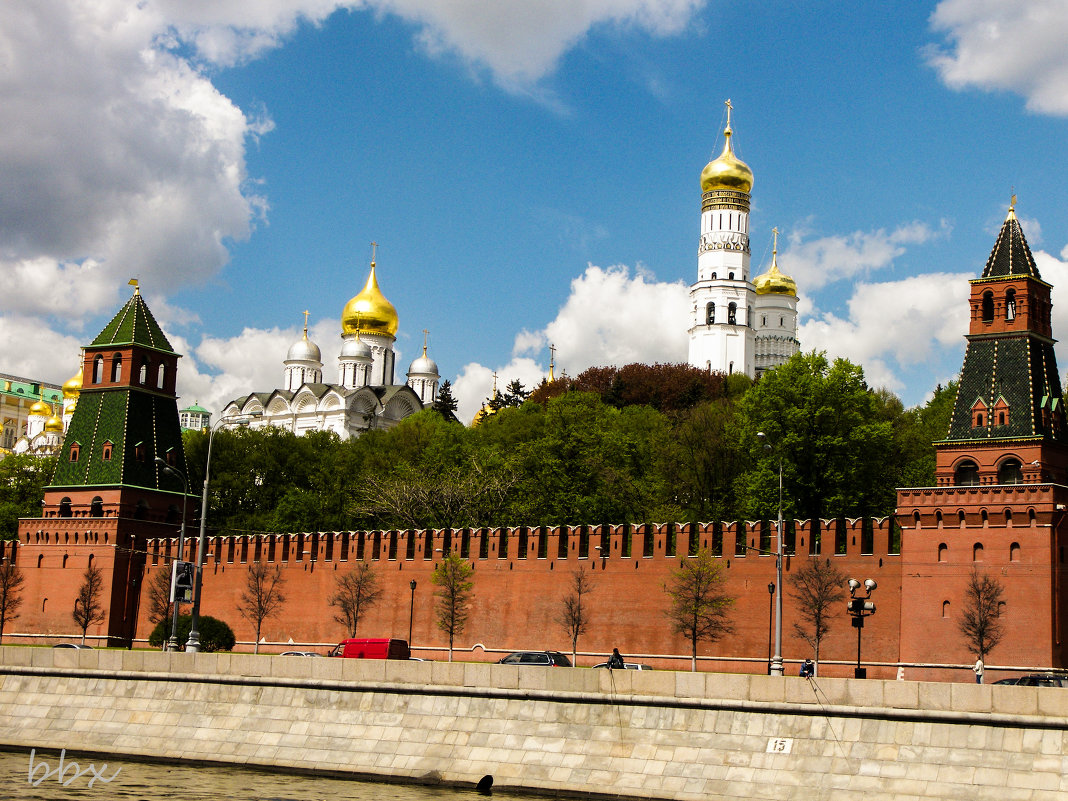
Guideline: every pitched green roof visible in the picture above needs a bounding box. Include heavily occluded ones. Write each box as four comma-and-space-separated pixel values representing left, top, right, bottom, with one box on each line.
90, 291, 175, 353
981, 213, 1041, 280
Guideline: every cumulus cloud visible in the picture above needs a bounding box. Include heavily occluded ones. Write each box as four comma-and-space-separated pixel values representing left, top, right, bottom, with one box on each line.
783, 221, 945, 291
928, 0, 1068, 115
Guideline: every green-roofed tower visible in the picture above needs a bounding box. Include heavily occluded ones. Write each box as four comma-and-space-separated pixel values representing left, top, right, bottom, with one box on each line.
935, 200, 1068, 486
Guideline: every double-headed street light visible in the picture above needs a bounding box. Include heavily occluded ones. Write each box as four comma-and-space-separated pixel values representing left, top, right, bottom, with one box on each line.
186, 412, 260, 653
756, 431, 784, 677
154, 457, 189, 652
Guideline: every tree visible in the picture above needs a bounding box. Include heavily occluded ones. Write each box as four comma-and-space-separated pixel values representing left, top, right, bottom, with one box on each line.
0, 454, 56, 539
959, 568, 1005, 661
555, 566, 595, 664
146, 568, 174, 650
0, 560, 24, 643
72, 563, 106, 644
787, 557, 847, 672
664, 548, 734, 671
431, 552, 474, 662
330, 563, 383, 637
500, 379, 530, 408
148, 615, 235, 652
238, 564, 286, 654
432, 379, 460, 423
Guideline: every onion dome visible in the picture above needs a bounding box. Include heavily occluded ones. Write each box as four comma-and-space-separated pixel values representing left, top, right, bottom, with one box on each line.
62, 367, 82, 399
287, 331, 322, 362
44, 414, 64, 433
408, 344, 438, 376
29, 398, 52, 416
700, 103, 753, 194
753, 229, 797, 296
342, 259, 399, 337
340, 332, 372, 361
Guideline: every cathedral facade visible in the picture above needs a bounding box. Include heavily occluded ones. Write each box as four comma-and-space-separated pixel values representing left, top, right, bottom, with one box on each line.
221, 254, 439, 437
687, 103, 800, 378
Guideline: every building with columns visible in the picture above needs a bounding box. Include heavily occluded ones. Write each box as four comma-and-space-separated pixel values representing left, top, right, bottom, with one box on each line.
222, 253, 438, 437
688, 103, 799, 378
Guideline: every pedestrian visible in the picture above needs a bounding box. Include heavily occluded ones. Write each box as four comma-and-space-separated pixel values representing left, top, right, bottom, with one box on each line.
607, 648, 624, 670
799, 659, 814, 678
973, 657, 984, 684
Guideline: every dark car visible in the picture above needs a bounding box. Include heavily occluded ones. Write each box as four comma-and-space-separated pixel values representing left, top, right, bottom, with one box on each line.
591, 662, 654, 670
497, 651, 572, 667
1015, 673, 1068, 687
279, 651, 321, 657
52, 643, 93, 649
992, 677, 1021, 685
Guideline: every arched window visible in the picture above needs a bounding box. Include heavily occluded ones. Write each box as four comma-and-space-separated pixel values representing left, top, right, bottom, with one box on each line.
958, 510, 966, 526
157, 362, 166, 388
913, 511, 921, 528
90, 497, 103, 518
59, 498, 72, 518
981, 291, 994, 322
706, 302, 715, 325
935, 510, 943, 527
955, 460, 980, 486
973, 542, 984, 561
111, 354, 122, 382
727, 302, 737, 325
976, 413, 984, 427
1005, 508, 1013, 526
942, 600, 950, 618
1006, 289, 1016, 321
138, 358, 148, 385
937, 543, 948, 562
998, 459, 1022, 484
711, 272, 717, 279
93, 355, 103, 384
1010, 542, 1021, 561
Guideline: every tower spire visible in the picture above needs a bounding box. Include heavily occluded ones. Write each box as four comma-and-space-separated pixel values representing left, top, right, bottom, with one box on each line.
548, 344, 556, 382
302, 310, 309, 339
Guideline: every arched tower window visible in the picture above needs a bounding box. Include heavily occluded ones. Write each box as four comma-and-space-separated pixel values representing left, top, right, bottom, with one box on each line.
90, 497, 103, 518
1010, 542, 1021, 561
139, 358, 149, 385
981, 291, 994, 322
942, 600, 950, 618
93, 355, 103, 384
111, 354, 122, 382
706, 302, 715, 325
157, 363, 166, 388
998, 459, 1022, 484
59, 498, 72, 518
954, 460, 980, 486
937, 543, 948, 562
727, 303, 737, 325
973, 542, 984, 561
1006, 288, 1016, 321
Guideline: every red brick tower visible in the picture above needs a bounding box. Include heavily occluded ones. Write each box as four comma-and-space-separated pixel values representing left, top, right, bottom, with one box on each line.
17, 284, 191, 646
898, 201, 1068, 673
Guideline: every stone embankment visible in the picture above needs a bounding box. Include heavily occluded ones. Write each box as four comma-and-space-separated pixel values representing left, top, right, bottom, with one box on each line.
0, 647, 1064, 801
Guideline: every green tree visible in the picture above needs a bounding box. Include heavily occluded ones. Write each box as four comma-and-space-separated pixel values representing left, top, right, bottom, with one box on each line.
959, 568, 1005, 662
431, 379, 460, 422
787, 557, 847, 673
736, 352, 896, 521
148, 615, 235, 652
330, 563, 383, 637
432, 552, 474, 662
0, 454, 56, 539
664, 548, 734, 671
500, 379, 530, 408
896, 382, 958, 487
238, 564, 286, 654
669, 400, 743, 521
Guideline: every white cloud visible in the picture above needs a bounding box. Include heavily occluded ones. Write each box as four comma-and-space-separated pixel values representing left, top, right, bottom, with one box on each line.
783, 222, 944, 291
928, 0, 1068, 115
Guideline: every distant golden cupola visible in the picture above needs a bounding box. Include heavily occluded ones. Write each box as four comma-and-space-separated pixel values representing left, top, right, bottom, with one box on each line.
700, 106, 754, 195
341, 256, 399, 338
44, 414, 64, 433
62, 367, 82, 399
754, 229, 797, 296
29, 397, 52, 416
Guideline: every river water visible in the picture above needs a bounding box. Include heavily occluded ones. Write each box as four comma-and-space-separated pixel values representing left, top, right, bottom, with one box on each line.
0, 749, 543, 801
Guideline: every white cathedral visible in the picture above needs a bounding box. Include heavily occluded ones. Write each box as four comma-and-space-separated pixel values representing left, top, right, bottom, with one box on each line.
688, 102, 799, 377
222, 253, 440, 438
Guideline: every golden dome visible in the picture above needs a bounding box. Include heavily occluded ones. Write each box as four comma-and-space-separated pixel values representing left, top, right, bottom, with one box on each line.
29, 399, 52, 416
44, 414, 63, 433
701, 123, 753, 194
62, 367, 83, 399
754, 230, 797, 296
341, 261, 399, 337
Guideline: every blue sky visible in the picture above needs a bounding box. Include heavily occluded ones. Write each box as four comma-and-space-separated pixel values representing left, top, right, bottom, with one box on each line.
5, 1, 1068, 424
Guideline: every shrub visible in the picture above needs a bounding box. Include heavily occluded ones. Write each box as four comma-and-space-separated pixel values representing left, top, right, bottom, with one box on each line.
147, 614, 235, 652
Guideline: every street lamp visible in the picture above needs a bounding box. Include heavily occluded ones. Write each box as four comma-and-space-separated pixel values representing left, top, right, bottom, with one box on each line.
756, 431, 784, 676
154, 457, 189, 652
766, 582, 775, 674
186, 412, 260, 653
846, 578, 877, 679
408, 579, 417, 645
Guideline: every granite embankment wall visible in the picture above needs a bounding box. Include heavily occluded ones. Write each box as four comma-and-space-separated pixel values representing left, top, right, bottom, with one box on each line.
0, 647, 1065, 801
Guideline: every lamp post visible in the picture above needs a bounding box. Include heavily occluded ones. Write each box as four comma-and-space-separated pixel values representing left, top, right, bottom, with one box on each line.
186, 412, 260, 653
154, 457, 188, 652
846, 578, 877, 679
766, 582, 775, 674
756, 432, 784, 676
408, 579, 417, 645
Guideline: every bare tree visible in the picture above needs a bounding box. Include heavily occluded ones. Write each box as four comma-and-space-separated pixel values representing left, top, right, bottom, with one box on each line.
238, 564, 286, 654
146, 567, 174, 650
431, 552, 474, 662
0, 560, 24, 644
664, 548, 734, 671
72, 563, 106, 645
788, 557, 847, 673
555, 566, 594, 665
330, 563, 383, 637
959, 568, 1005, 661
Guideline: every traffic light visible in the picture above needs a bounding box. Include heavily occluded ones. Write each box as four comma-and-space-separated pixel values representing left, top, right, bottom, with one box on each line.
848, 598, 875, 615
171, 560, 194, 603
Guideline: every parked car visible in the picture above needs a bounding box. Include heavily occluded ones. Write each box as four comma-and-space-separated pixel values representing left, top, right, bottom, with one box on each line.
1014, 673, 1068, 687
52, 643, 93, 649
992, 677, 1021, 685
497, 651, 572, 667
328, 638, 410, 660
591, 661, 654, 670
279, 651, 321, 657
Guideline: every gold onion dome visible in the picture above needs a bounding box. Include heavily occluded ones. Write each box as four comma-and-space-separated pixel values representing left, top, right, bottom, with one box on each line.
700, 105, 753, 194
62, 368, 82, 399
29, 399, 52, 416
44, 414, 63, 433
754, 239, 796, 296
341, 260, 399, 337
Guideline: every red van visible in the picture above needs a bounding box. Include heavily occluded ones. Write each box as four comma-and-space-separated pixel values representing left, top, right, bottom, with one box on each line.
328, 638, 411, 660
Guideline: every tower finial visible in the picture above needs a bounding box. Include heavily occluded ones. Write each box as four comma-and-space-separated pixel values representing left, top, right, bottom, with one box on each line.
548, 344, 556, 382
1008, 190, 1018, 221
422, 328, 429, 356
128, 278, 139, 296
492, 371, 499, 397
370, 241, 377, 266
302, 310, 309, 339
724, 98, 733, 131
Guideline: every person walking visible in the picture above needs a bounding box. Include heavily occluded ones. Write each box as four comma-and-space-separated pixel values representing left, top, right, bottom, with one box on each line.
607, 648, 624, 670
973, 657, 985, 684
